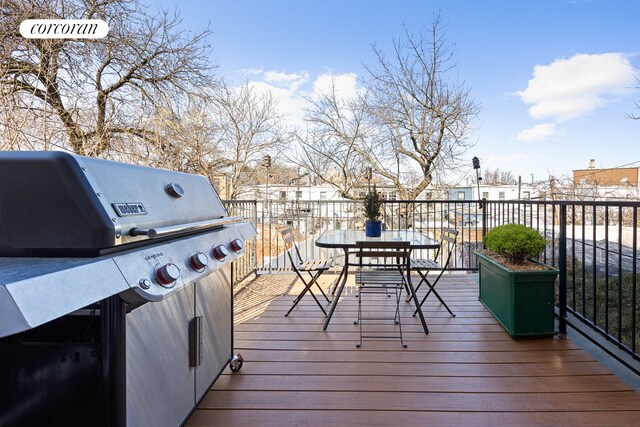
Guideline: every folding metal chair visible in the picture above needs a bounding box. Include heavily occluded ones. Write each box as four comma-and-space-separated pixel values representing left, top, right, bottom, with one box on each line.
409, 228, 459, 317
353, 241, 412, 348
280, 227, 332, 317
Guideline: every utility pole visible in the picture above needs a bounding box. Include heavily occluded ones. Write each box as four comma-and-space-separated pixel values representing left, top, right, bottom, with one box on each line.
549, 175, 559, 225
262, 154, 272, 223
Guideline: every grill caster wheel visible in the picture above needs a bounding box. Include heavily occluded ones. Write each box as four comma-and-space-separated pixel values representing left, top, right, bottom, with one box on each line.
229, 354, 244, 372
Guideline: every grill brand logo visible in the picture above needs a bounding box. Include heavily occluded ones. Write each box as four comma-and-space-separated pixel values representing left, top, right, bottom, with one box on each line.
20, 19, 109, 39
112, 202, 148, 217
144, 253, 164, 261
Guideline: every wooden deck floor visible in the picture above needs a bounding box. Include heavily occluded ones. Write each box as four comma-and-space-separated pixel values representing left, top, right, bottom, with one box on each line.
186, 273, 640, 426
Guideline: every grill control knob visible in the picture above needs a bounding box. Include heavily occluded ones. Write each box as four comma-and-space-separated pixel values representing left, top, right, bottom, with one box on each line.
189, 252, 209, 271
229, 239, 244, 253
212, 244, 229, 261
156, 263, 180, 286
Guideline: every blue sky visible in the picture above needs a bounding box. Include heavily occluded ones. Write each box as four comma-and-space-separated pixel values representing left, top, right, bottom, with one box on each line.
152, 0, 639, 184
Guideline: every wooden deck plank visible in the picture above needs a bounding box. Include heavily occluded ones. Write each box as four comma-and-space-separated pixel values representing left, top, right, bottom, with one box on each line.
199, 390, 640, 411
211, 374, 631, 393
233, 339, 581, 352
187, 410, 640, 427
214, 360, 611, 377
230, 349, 596, 364
185, 273, 640, 426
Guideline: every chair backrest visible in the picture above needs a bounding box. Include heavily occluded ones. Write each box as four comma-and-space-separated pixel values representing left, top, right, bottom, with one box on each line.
438, 227, 459, 268
354, 240, 412, 271
279, 226, 304, 267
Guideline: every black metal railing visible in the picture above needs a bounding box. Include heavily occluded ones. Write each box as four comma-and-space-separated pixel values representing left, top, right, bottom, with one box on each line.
225, 198, 640, 369
237, 199, 486, 271
224, 200, 258, 282
482, 200, 639, 370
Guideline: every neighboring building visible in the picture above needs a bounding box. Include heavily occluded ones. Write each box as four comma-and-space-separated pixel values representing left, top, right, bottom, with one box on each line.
447, 184, 542, 201
571, 160, 640, 200
246, 183, 401, 202
573, 164, 640, 187
210, 174, 230, 199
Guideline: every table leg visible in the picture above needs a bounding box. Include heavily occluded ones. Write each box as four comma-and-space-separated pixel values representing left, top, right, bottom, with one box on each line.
323, 249, 349, 331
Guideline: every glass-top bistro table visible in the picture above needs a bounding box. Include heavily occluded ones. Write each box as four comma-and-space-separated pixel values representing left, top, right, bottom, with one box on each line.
315, 229, 440, 334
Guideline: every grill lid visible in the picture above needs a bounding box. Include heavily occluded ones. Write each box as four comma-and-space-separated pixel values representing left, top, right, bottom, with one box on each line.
0, 151, 230, 256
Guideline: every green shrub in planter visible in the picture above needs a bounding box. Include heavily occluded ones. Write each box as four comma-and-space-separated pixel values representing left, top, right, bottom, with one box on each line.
483, 223, 546, 265
477, 224, 558, 338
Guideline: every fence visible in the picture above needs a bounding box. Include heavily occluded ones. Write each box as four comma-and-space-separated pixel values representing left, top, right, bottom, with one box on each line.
224, 198, 640, 370
224, 200, 258, 282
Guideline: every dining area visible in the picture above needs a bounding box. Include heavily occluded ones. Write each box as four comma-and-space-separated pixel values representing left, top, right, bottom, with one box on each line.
320, 229, 443, 336
277, 226, 458, 347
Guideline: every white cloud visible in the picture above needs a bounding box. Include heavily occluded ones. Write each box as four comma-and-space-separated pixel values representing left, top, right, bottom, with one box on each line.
241, 70, 361, 128
312, 72, 360, 101
239, 67, 264, 76
515, 52, 635, 121
246, 80, 309, 126
263, 70, 309, 91
516, 123, 558, 142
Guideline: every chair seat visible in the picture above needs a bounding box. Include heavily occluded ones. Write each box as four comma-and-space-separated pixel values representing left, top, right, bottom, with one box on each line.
300, 259, 331, 271
355, 269, 405, 286
411, 258, 441, 270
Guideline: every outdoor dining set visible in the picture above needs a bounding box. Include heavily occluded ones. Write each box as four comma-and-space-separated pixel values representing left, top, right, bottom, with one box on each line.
280, 227, 458, 347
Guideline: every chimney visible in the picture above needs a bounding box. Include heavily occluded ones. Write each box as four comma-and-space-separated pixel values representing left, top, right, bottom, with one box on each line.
588, 159, 596, 169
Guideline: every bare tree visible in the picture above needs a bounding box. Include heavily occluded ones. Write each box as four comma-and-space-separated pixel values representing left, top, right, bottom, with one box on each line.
0, 0, 216, 156
210, 81, 285, 199
295, 78, 370, 199
298, 13, 479, 200
136, 96, 227, 175
482, 168, 517, 185
128, 81, 285, 200
363, 14, 479, 199
629, 75, 640, 120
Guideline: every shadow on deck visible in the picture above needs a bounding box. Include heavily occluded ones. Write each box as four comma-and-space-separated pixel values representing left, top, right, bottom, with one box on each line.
187, 273, 640, 426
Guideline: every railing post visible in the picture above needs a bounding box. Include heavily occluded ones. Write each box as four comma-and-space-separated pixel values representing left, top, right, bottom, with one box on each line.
558, 203, 567, 335
252, 200, 258, 274
481, 199, 487, 245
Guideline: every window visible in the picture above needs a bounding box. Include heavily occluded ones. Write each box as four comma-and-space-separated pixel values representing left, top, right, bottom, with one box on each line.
522, 191, 530, 200
296, 191, 303, 199
482, 192, 489, 200
320, 191, 327, 200
499, 192, 505, 200
457, 191, 466, 200
279, 191, 287, 200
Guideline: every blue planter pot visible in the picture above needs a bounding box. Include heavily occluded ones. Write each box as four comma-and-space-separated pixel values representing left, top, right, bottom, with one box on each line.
365, 221, 382, 237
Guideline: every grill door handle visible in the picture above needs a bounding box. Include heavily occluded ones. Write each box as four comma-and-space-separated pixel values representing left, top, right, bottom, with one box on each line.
129, 216, 244, 239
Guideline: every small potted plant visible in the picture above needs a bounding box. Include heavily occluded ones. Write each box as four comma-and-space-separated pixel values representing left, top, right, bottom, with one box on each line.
476, 223, 559, 337
363, 185, 383, 237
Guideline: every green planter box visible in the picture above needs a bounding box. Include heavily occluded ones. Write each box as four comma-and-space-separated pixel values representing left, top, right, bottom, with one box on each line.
476, 251, 559, 338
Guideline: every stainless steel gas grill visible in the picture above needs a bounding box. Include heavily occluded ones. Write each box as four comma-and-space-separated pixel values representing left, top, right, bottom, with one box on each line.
0, 151, 256, 427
